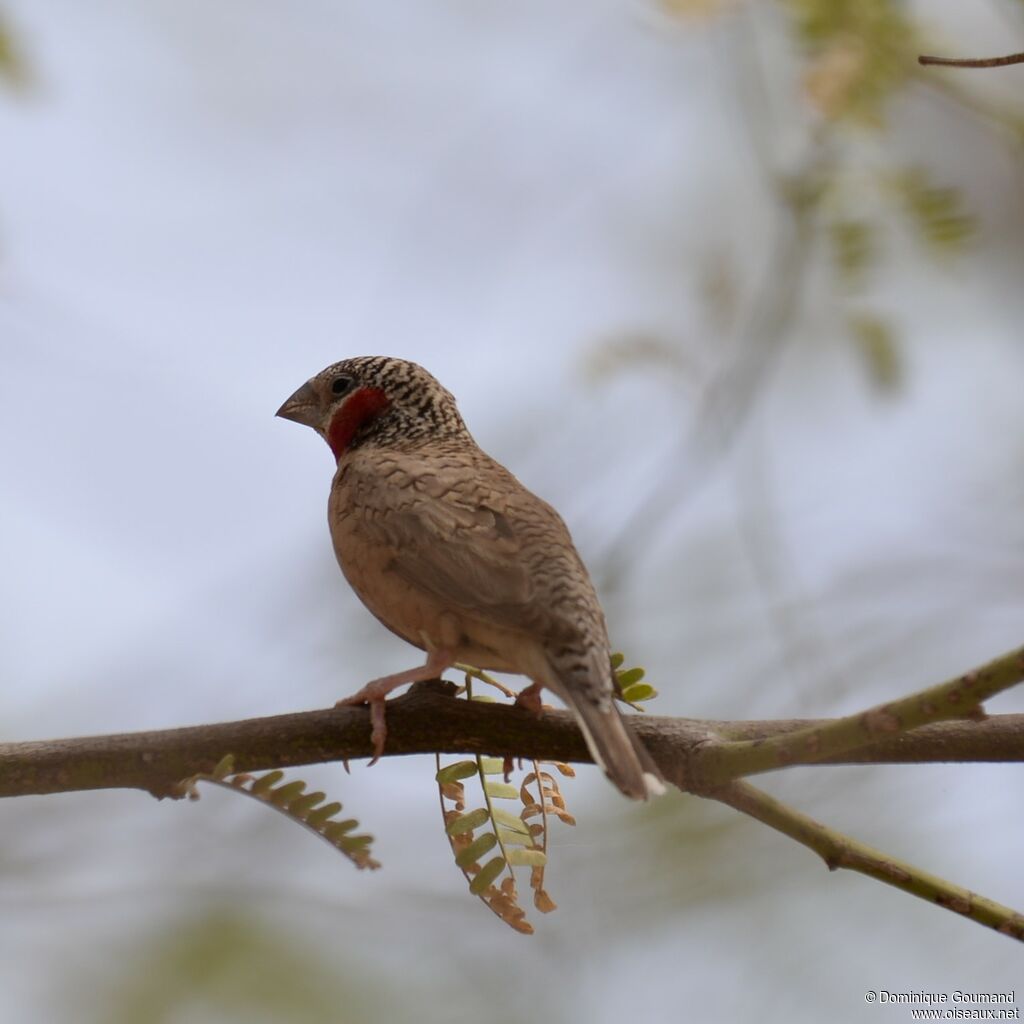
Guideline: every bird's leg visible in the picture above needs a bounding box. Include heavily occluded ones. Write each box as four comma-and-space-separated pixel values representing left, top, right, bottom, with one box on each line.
514, 680, 544, 715
505, 682, 546, 777
336, 648, 454, 765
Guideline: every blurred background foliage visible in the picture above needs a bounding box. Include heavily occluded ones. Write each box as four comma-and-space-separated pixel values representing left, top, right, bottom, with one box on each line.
1, 1, 1022, 1022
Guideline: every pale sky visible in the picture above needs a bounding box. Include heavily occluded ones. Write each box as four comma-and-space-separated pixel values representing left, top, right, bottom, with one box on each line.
1, 2, 1022, 1021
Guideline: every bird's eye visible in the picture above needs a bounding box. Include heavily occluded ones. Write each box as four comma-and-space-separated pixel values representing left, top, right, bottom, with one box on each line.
331, 376, 353, 396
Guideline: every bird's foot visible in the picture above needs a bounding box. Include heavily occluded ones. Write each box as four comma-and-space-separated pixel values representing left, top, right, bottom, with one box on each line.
514, 681, 544, 715
337, 650, 455, 766
336, 678, 404, 766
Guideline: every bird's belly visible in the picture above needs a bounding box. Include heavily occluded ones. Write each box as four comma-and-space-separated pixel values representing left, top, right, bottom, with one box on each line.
332, 529, 522, 674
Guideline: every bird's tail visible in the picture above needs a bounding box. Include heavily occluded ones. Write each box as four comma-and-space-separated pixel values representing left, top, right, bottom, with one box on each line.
569, 697, 666, 801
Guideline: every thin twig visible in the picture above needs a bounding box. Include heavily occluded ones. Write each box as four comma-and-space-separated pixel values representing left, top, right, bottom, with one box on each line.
702, 644, 1024, 784
919, 52, 1024, 69
712, 780, 1024, 943
597, 156, 825, 587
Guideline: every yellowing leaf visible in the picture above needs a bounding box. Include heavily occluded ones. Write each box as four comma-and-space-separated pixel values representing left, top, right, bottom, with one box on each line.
496, 827, 535, 848
440, 782, 465, 804
484, 780, 519, 800
491, 807, 531, 834
506, 848, 547, 868
534, 888, 558, 913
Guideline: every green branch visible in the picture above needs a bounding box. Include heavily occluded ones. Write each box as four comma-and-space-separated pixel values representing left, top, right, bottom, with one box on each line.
700, 644, 1024, 784
712, 780, 1024, 943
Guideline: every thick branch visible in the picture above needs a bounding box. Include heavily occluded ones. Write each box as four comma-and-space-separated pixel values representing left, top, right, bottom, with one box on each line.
0, 682, 1022, 800
3, 662, 1023, 945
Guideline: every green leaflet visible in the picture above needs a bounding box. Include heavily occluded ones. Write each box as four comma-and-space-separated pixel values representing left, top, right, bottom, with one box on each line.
210, 754, 235, 779
269, 780, 307, 806
249, 770, 284, 793
491, 807, 531, 834
341, 834, 373, 850
469, 857, 506, 895
182, 761, 379, 871
321, 819, 358, 839
621, 683, 658, 704
304, 801, 343, 828
483, 780, 519, 800
435, 760, 479, 784
445, 808, 490, 836
496, 827, 535, 849
435, 670, 580, 933
455, 832, 498, 868
616, 667, 645, 688
506, 848, 547, 868
287, 791, 326, 815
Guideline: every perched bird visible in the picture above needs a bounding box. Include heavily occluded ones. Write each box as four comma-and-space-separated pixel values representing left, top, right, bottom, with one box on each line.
276, 357, 665, 799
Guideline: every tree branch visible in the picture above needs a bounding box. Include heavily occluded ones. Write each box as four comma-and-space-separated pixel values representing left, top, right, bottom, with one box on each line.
919, 52, 1024, 69
699, 643, 1024, 784
1, 684, 1022, 800
3, 642, 1024, 944
710, 781, 1024, 943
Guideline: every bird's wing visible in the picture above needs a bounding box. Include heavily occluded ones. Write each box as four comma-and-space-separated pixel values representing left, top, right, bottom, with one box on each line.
343, 452, 577, 634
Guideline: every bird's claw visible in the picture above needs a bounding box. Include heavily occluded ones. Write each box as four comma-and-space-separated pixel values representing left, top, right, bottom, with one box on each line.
336, 651, 455, 768
336, 689, 390, 766
368, 699, 388, 765
514, 683, 544, 715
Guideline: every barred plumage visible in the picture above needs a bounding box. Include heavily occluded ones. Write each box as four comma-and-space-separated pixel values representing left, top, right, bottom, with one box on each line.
277, 357, 665, 799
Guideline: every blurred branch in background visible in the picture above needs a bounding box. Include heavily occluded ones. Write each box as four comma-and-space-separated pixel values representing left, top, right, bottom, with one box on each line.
594, 0, 1021, 590
590, 7, 837, 581
3, 0, 1024, 1015
919, 51, 1024, 69
0, 7, 31, 92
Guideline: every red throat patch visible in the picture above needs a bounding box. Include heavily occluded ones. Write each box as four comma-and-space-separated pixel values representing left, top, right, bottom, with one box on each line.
327, 386, 390, 459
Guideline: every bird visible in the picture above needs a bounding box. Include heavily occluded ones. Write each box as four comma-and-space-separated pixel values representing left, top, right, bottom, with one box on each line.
276, 356, 665, 800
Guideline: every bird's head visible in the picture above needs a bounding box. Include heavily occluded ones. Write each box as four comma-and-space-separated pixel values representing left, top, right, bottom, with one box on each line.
276, 356, 467, 460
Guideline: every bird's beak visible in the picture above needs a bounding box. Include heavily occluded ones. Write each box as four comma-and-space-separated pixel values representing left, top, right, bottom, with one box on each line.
275, 380, 322, 428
